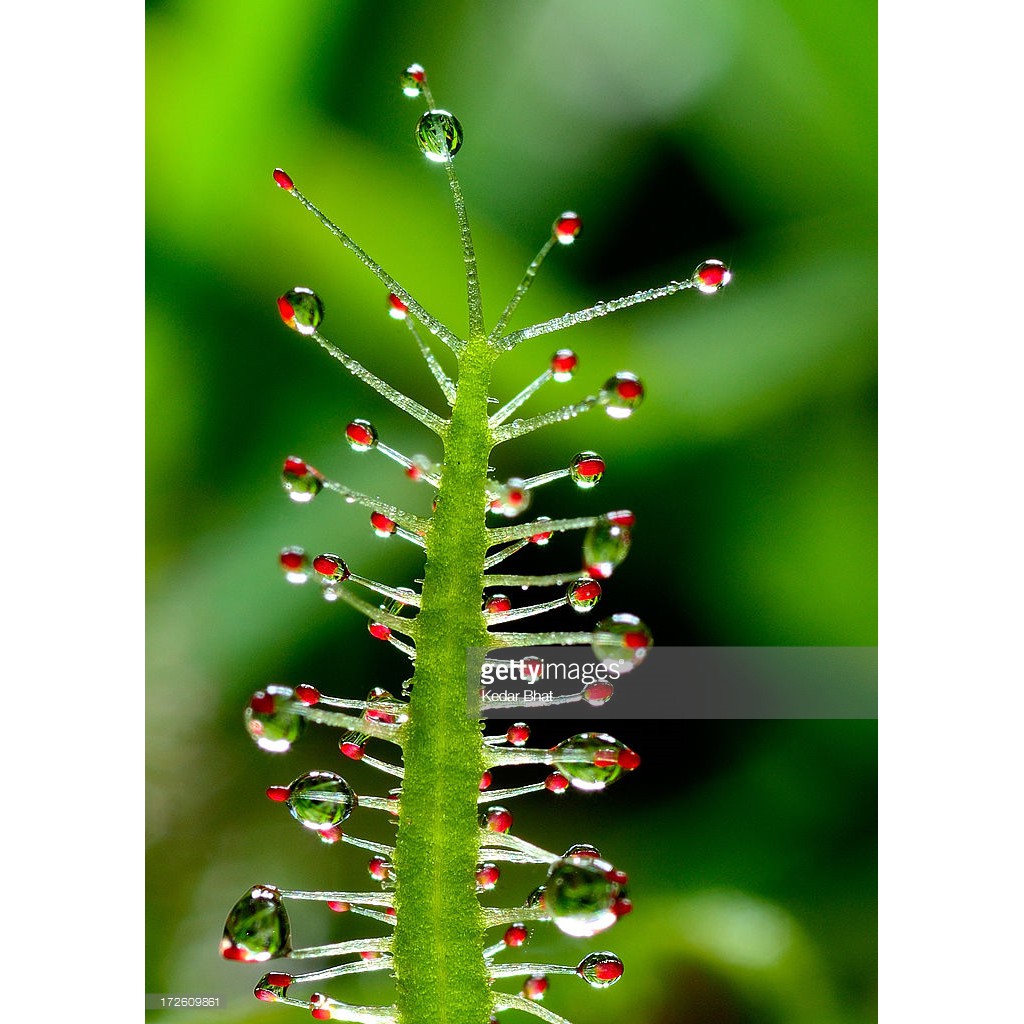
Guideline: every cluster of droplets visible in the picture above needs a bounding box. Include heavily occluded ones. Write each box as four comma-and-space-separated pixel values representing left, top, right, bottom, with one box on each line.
224, 60, 731, 1024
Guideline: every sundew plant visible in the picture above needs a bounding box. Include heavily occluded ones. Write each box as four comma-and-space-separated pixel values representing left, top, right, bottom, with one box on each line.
219, 64, 730, 1024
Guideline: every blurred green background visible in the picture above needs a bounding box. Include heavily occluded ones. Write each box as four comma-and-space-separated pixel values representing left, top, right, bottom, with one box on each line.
146, 1, 876, 1022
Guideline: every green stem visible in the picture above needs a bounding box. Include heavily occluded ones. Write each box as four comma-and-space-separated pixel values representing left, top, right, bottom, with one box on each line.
392, 335, 497, 1024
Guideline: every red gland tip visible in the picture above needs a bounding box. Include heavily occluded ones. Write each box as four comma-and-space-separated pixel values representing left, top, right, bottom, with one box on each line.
617, 378, 643, 400
545, 772, 569, 793
594, 961, 624, 982
370, 511, 396, 535
608, 509, 636, 527
476, 864, 500, 887
506, 723, 530, 745
272, 168, 294, 191
387, 293, 409, 319
553, 212, 583, 245
266, 785, 290, 802
504, 924, 529, 946
479, 771, 493, 790
294, 683, 320, 706
319, 826, 343, 844
340, 741, 366, 760
613, 897, 633, 917
282, 455, 308, 476
279, 548, 305, 570
277, 295, 296, 326
486, 808, 513, 833
617, 748, 641, 771
311, 1010, 331, 1022
550, 349, 578, 377
623, 631, 649, 649
368, 622, 392, 641
576, 457, 605, 477
327, 900, 351, 913
249, 691, 276, 715
267, 973, 292, 988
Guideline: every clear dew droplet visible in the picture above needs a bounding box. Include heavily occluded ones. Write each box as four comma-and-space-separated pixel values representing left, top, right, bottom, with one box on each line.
550, 349, 578, 382
566, 578, 602, 612
279, 546, 310, 585
553, 212, 583, 246
692, 258, 732, 294
400, 63, 426, 98
544, 855, 623, 937
416, 109, 464, 162
598, 371, 644, 419
346, 418, 379, 452
577, 952, 624, 988
220, 884, 292, 962
277, 287, 324, 335
281, 456, 323, 503
592, 613, 652, 672
568, 451, 605, 489
552, 733, 634, 791
245, 686, 306, 753
582, 518, 631, 579
286, 771, 356, 831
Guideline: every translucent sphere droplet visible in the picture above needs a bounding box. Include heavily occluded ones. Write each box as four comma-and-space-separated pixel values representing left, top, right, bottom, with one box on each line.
598, 372, 644, 419
583, 518, 631, 580
577, 952, 624, 988
569, 451, 605, 489
346, 418, 378, 452
312, 553, 350, 583
279, 546, 309, 585
281, 456, 323, 503
593, 614, 652, 672
692, 258, 732, 294
220, 884, 291, 962
416, 110, 463, 162
370, 511, 396, 537
544, 855, 623, 937
550, 349, 578, 382
254, 972, 292, 1002
553, 212, 582, 245
552, 733, 631, 791
277, 287, 324, 335
400, 63, 426, 97
286, 771, 356, 831
566, 578, 602, 612
245, 686, 306, 753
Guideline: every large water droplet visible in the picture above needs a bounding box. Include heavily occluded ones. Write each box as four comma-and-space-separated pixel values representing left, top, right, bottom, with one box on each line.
544, 856, 623, 937
552, 733, 636, 791
576, 952, 624, 988
286, 771, 356, 831
582, 517, 631, 579
245, 686, 306, 753
281, 456, 323, 503
598, 372, 644, 419
221, 884, 291, 962
416, 110, 464, 162
277, 287, 324, 335
692, 259, 732, 294
569, 452, 605, 489
592, 614, 652, 671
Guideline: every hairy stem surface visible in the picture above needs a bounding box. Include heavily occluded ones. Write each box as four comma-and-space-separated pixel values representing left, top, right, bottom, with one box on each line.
392, 335, 497, 1024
